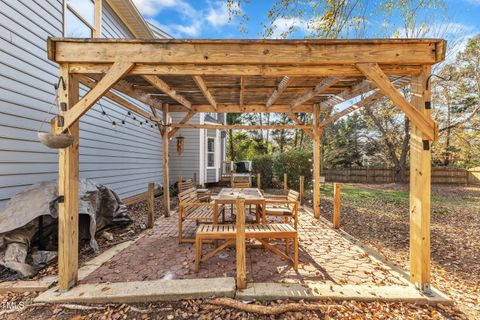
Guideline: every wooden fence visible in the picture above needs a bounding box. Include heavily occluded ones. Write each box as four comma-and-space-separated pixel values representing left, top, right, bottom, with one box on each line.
323, 167, 480, 185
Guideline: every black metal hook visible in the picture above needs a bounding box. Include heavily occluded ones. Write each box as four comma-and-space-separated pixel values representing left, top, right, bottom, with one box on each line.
53, 76, 67, 91
426, 74, 451, 90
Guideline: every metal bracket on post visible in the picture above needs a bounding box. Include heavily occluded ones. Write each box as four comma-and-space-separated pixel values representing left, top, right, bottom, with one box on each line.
57, 195, 65, 203
424, 101, 431, 110
422, 140, 430, 151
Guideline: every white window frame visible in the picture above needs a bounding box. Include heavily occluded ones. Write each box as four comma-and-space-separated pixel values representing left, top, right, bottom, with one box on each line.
63, 0, 102, 38
207, 137, 216, 169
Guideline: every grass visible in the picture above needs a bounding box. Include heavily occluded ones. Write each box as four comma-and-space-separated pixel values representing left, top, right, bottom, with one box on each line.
319, 183, 479, 207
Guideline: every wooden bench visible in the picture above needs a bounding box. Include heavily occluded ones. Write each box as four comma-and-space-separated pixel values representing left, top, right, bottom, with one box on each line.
195, 223, 298, 272
178, 188, 224, 243
261, 189, 299, 229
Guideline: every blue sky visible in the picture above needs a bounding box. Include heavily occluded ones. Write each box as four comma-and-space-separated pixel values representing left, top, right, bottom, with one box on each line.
132, 0, 479, 54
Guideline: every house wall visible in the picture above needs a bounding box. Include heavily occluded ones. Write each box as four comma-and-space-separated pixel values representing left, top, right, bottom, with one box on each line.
0, 0, 163, 209
168, 113, 201, 184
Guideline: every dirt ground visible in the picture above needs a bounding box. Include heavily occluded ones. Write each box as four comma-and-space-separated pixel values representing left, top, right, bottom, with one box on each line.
1, 184, 478, 319
315, 183, 480, 320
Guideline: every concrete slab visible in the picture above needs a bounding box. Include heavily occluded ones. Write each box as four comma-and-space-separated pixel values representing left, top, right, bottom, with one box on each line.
236, 282, 452, 305
35, 277, 236, 304
0, 276, 57, 293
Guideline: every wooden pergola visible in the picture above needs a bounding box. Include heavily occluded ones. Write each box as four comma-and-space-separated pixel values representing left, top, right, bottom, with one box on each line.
47, 38, 445, 292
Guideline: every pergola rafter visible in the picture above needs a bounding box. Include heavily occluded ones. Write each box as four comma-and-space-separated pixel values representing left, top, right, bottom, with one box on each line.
47, 37, 446, 293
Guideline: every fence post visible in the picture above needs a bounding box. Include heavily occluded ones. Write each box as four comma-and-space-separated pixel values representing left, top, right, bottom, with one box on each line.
284, 173, 288, 193
235, 198, 247, 289
257, 173, 261, 189
147, 182, 155, 228
333, 183, 341, 229
299, 176, 305, 205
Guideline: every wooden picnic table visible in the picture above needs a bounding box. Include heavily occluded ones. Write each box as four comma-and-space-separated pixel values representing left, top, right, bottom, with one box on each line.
211, 188, 265, 223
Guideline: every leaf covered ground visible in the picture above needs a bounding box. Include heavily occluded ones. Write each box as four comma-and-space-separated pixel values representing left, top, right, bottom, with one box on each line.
315, 183, 480, 320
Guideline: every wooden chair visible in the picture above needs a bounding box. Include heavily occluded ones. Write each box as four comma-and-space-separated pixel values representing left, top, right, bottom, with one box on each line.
231, 181, 251, 188
261, 189, 300, 229
195, 223, 298, 272
178, 178, 211, 202
178, 188, 224, 243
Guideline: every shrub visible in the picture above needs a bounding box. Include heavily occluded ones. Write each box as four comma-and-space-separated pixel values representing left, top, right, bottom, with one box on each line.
252, 154, 275, 188
272, 149, 313, 190
253, 150, 313, 191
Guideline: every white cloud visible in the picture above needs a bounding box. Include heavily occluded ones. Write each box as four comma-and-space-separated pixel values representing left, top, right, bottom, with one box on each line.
269, 17, 308, 38
133, 0, 240, 37
206, 1, 231, 28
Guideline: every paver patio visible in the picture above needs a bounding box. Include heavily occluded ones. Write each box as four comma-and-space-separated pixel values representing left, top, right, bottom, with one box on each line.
81, 205, 407, 287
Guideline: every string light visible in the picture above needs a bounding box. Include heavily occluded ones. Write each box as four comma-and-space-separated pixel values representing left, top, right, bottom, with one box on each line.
112, 121, 116, 128
101, 111, 106, 117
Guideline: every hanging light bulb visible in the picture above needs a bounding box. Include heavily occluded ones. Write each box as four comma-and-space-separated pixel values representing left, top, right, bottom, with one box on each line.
127, 111, 131, 116
101, 111, 106, 117
112, 121, 116, 128
139, 121, 143, 126
146, 120, 149, 123
122, 120, 126, 125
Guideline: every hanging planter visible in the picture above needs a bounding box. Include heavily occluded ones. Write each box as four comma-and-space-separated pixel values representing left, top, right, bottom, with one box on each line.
37, 77, 74, 149
176, 135, 185, 155
38, 132, 74, 149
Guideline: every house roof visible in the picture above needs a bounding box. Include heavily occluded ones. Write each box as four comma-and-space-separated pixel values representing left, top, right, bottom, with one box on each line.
106, 0, 161, 39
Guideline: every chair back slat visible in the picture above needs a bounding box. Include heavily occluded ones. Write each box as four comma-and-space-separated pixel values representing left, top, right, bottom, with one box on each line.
287, 189, 299, 210
179, 179, 195, 193
232, 181, 251, 188
178, 187, 200, 216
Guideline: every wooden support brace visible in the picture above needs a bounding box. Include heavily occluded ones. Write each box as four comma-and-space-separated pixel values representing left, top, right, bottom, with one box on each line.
356, 63, 437, 141
61, 61, 134, 132
168, 111, 197, 138
77, 75, 159, 122
287, 112, 315, 139
235, 198, 247, 289
333, 183, 341, 229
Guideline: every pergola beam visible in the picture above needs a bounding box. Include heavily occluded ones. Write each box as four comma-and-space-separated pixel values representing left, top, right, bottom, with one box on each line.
266, 76, 291, 108
192, 76, 217, 110
49, 38, 445, 65
171, 124, 311, 130
290, 77, 339, 111
239, 76, 245, 107
143, 75, 192, 110
166, 104, 317, 113
69, 63, 425, 77
356, 63, 437, 141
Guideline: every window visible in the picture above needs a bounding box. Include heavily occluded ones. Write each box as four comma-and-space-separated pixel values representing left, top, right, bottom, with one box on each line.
64, 0, 95, 37
207, 137, 216, 168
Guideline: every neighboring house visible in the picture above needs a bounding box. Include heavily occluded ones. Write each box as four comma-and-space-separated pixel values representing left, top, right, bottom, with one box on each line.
0, 0, 225, 209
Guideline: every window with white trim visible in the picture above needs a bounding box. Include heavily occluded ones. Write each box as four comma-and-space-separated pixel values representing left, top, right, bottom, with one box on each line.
64, 0, 95, 37
207, 137, 216, 168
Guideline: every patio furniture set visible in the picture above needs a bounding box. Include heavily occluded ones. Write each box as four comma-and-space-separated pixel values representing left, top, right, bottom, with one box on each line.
177, 181, 300, 274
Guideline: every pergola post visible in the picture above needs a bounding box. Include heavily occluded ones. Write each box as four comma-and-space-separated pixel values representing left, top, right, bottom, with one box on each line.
162, 104, 171, 217
58, 64, 79, 290
409, 65, 432, 292
313, 104, 321, 218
